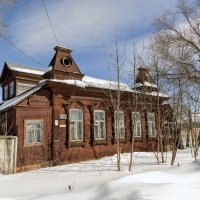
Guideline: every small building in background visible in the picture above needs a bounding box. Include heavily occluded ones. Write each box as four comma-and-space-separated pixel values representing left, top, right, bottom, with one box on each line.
180, 113, 200, 149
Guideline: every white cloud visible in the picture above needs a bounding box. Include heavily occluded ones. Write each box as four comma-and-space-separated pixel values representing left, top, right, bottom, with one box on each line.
8, 0, 178, 55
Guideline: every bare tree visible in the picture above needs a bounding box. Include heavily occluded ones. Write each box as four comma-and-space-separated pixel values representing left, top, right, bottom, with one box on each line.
187, 99, 200, 160
153, 0, 200, 86
128, 41, 138, 171
106, 39, 126, 171
0, 0, 14, 34
147, 0, 200, 165
171, 79, 183, 165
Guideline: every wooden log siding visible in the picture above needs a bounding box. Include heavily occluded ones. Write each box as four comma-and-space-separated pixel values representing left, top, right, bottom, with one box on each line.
0, 46, 171, 172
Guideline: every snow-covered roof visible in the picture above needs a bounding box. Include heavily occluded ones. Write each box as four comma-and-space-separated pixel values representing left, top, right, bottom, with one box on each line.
146, 91, 169, 98
5, 62, 47, 76
135, 81, 158, 88
46, 76, 168, 97
0, 75, 169, 112
46, 76, 133, 92
83, 76, 133, 92
0, 82, 46, 112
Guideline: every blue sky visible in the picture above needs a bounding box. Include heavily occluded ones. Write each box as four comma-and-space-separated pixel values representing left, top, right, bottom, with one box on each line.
0, 0, 179, 100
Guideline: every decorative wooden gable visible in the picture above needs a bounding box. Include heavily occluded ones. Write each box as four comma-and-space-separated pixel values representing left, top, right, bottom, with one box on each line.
0, 63, 14, 86
47, 46, 84, 80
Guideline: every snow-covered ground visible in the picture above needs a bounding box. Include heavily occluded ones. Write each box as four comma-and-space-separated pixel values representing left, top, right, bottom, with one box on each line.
0, 149, 200, 200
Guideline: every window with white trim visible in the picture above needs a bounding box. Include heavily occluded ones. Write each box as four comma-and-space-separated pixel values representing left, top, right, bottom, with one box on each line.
9, 81, 15, 97
132, 112, 142, 137
69, 109, 83, 141
25, 120, 43, 145
4, 85, 8, 100
94, 110, 106, 140
164, 122, 173, 135
147, 113, 156, 136
114, 111, 125, 139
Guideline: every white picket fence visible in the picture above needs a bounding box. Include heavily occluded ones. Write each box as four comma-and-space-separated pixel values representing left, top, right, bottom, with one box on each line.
0, 136, 17, 174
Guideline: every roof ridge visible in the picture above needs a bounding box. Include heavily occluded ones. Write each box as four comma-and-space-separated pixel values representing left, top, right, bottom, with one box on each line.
5, 61, 47, 72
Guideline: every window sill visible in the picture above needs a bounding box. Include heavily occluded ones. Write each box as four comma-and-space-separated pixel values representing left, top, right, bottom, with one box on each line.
134, 136, 142, 140
112, 138, 126, 144
68, 141, 85, 147
93, 140, 108, 145
147, 136, 157, 140
24, 143, 43, 147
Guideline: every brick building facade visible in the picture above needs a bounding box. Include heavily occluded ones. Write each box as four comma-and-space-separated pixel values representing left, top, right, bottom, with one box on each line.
0, 46, 172, 172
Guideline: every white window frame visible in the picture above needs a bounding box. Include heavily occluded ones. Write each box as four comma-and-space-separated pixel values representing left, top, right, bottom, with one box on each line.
132, 112, 142, 137
114, 111, 125, 139
69, 109, 83, 142
25, 120, 43, 145
164, 122, 173, 135
9, 81, 15, 97
94, 110, 106, 140
147, 113, 156, 137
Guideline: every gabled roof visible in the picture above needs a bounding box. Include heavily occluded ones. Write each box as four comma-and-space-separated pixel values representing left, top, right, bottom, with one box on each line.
5, 62, 47, 75
0, 81, 46, 112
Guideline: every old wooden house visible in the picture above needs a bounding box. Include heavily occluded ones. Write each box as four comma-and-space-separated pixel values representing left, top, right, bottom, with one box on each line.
0, 46, 172, 172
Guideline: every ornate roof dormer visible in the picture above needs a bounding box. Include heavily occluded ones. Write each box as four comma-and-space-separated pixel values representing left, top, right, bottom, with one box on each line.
45, 46, 84, 80
134, 67, 158, 92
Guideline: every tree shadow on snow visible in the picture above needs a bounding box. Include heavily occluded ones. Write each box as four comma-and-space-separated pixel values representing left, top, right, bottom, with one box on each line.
93, 183, 150, 200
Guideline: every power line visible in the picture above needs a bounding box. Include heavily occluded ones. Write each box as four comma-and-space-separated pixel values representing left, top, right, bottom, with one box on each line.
41, 0, 59, 46
0, 32, 46, 67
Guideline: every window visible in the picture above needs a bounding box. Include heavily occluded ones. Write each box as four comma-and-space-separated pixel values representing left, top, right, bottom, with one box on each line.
4, 85, 8, 100
132, 112, 142, 137
164, 122, 173, 135
69, 109, 83, 141
147, 113, 156, 136
114, 111, 125, 139
25, 120, 43, 145
9, 81, 15, 97
94, 110, 106, 140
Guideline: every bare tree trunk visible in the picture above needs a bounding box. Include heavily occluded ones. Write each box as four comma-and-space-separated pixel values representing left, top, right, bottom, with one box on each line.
107, 39, 126, 171
155, 64, 165, 163
129, 43, 137, 171
171, 78, 183, 165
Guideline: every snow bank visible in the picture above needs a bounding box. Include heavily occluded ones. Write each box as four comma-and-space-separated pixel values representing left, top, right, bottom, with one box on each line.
0, 149, 200, 200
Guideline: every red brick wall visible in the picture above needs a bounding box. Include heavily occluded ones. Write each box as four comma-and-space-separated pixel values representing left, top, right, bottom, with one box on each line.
14, 87, 160, 171
15, 89, 52, 168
